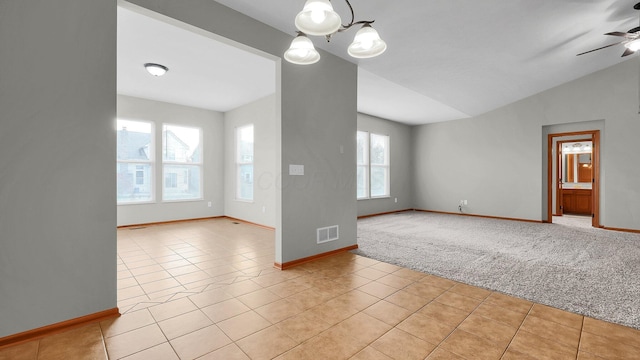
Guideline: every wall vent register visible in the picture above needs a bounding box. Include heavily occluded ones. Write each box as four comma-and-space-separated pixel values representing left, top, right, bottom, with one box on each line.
317, 225, 339, 244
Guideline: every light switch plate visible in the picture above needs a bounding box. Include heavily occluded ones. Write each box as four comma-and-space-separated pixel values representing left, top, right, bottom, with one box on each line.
289, 164, 304, 176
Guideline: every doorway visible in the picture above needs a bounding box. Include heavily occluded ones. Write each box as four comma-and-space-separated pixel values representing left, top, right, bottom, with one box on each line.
547, 130, 600, 227
556, 139, 593, 217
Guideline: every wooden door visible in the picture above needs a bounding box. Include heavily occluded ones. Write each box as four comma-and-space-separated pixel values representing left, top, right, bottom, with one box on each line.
556, 141, 563, 215
592, 131, 600, 227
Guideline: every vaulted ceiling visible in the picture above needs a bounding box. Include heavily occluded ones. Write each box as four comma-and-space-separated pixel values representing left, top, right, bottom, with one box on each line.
119, 1, 640, 125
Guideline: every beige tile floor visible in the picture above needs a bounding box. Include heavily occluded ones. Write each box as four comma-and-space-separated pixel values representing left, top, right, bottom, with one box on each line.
2, 218, 640, 359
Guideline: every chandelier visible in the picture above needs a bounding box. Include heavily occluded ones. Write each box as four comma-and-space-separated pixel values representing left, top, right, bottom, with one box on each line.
284, 0, 387, 65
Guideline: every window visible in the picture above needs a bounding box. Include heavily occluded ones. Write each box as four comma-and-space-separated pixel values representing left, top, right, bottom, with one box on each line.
162, 124, 202, 201
117, 119, 153, 203
356, 131, 390, 199
370, 133, 390, 197
356, 131, 369, 199
236, 124, 254, 201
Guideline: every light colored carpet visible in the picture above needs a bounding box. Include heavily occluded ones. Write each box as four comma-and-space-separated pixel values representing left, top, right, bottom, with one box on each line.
354, 211, 640, 329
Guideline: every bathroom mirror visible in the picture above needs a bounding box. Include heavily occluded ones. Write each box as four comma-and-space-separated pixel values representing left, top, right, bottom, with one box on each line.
562, 141, 592, 188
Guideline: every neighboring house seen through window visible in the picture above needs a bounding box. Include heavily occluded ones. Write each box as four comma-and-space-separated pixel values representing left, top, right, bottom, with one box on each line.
162, 124, 202, 201
236, 124, 254, 201
357, 131, 390, 199
117, 120, 204, 204
117, 119, 154, 204
135, 166, 145, 185
165, 173, 178, 188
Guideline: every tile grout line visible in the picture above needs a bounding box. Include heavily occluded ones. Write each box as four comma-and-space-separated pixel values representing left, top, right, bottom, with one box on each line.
34, 339, 41, 360
329, 263, 439, 358
363, 267, 471, 358
272, 259, 398, 359
97, 322, 110, 360
575, 315, 585, 360
346, 264, 421, 358
420, 288, 494, 360
497, 302, 534, 359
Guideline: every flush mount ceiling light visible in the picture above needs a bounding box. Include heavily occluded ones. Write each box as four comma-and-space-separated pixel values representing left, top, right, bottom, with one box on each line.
144, 63, 169, 76
285, 0, 387, 65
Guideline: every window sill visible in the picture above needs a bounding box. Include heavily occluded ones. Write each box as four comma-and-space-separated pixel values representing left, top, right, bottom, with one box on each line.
358, 196, 391, 201
161, 198, 204, 203
117, 201, 155, 206
235, 198, 254, 203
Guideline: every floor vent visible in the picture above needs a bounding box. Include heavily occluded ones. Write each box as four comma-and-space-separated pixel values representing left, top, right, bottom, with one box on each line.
129, 227, 146, 230
317, 225, 339, 244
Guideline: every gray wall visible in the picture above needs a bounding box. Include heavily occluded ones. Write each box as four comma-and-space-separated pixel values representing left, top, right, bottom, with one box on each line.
280, 59, 357, 263
126, 0, 358, 264
413, 58, 640, 230
224, 95, 277, 228
357, 113, 413, 217
0, 0, 116, 337
117, 95, 225, 226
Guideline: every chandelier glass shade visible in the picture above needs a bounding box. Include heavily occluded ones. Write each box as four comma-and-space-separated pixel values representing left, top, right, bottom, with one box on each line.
284, 33, 321, 65
347, 24, 387, 58
285, 0, 386, 65
295, 0, 342, 36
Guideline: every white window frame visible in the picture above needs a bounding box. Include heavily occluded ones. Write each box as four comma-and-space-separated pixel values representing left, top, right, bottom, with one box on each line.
116, 119, 155, 205
161, 123, 203, 202
357, 131, 390, 200
236, 124, 254, 202
369, 133, 390, 198
357, 131, 369, 200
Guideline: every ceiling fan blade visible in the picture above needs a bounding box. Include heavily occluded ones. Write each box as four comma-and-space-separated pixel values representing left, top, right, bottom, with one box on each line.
605, 31, 633, 37
622, 48, 636, 57
576, 42, 622, 56
628, 26, 640, 33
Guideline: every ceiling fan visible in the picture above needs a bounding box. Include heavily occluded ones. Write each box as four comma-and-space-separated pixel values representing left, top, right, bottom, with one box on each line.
577, 2, 640, 57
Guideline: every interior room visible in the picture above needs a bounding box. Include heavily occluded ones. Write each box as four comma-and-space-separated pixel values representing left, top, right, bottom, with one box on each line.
1, 0, 640, 359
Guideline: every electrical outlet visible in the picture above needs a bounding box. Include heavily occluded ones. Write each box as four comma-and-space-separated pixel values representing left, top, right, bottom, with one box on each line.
207, 201, 212, 207
464, 200, 468, 205
394, 197, 398, 203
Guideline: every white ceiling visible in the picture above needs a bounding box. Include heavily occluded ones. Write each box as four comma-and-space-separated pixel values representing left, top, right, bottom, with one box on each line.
119, 1, 640, 125
117, 7, 276, 113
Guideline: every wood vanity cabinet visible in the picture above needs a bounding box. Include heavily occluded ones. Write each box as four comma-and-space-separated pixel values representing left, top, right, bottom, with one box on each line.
562, 189, 592, 215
